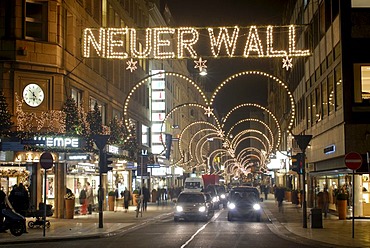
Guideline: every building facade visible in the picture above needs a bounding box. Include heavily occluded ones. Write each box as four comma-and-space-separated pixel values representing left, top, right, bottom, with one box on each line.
270, 0, 370, 216
0, 0, 156, 218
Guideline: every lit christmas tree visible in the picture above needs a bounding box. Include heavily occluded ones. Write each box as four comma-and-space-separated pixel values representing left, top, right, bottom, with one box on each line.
0, 91, 13, 135
108, 116, 127, 145
123, 124, 140, 161
62, 96, 81, 135
87, 102, 103, 135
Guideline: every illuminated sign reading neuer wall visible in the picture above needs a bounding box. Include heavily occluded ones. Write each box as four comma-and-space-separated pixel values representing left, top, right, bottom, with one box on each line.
82, 25, 310, 60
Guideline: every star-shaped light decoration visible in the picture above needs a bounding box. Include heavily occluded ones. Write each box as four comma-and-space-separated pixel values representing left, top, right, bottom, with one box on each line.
126, 58, 138, 72
227, 148, 235, 158
194, 57, 207, 72
222, 141, 229, 148
217, 129, 225, 138
282, 56, 293, 71
204, 106, 213, 117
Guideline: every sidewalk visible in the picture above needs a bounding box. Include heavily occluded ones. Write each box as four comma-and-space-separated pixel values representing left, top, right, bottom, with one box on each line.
1, 196, 370, 247
263, 194, 370, 248
0, 202, 174, 244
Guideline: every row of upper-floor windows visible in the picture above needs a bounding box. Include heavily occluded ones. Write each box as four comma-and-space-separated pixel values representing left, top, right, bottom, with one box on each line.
295, 64, 342, 127
71, 85, 148, 131
302, 0, 340, 51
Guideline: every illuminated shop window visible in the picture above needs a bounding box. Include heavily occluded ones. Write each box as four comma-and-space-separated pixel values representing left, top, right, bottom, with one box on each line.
361, 66, 370, 101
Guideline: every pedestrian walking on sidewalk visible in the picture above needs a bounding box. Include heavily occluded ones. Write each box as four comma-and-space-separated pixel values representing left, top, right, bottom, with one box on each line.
318, 187, 329, 217
140, 185, 150, 211
122, 187, 131, 212
264, 184, 270, 200
79, 186, 87, 215
275, 186, 285, 213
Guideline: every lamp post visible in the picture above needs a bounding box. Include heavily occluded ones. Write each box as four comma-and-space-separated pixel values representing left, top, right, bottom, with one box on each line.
93, 134, 109, 228
293, 134, 312, 229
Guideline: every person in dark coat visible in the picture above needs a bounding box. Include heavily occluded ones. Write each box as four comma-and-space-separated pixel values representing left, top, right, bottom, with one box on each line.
0, 189, 15, 229
121, 188, 131, 212
275, 186, 285, 213
9, 183, 29, 216
141, 185, 150, 211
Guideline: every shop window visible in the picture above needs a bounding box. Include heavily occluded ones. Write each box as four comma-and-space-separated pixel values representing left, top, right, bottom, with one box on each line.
25, 0, 48, 41
328, 73, 335, 113
322, 79, 328, 118
315, 85, 322, 122
311, 92, 316, 126
71, 88, 82, 106
360, 66, 370, 102
141, 124, 150, 147
335, 66, 342, 109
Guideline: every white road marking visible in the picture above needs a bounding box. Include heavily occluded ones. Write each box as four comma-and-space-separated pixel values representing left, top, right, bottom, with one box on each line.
180, 210, 223, 248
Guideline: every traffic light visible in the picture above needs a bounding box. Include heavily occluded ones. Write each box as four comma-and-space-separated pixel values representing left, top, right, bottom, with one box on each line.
100, 152, 114, 173
291, 153, 303, 174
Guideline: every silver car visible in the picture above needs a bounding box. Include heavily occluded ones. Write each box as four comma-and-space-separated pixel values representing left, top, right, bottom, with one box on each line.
174, 192, 214, 222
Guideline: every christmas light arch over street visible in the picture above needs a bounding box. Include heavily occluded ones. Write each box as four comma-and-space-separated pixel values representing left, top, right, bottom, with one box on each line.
210, 71, 296, 131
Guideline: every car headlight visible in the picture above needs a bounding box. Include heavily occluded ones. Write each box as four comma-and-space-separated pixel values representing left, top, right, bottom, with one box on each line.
253, 203, 261, 211
228, 203, 236, 209
199, 206, 206, 212
220, 194, 226, 199
212, 197, 218, 203
176, 206, 183, 212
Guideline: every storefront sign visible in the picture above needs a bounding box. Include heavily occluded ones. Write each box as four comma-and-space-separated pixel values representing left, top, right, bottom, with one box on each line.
66, 154, 90, 161
34, 136, 80, 148
324, 145, 336, 154
125, 161, 136, 170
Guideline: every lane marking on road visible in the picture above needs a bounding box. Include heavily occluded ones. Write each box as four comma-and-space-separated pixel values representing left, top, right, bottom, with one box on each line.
180, 210, 223, 248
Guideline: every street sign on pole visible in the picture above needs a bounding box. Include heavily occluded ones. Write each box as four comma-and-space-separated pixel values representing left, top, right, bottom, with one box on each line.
344, 152, 362, 239
39, 152, 54, 237
40, 152, 53, 170
345, 152, 363, 170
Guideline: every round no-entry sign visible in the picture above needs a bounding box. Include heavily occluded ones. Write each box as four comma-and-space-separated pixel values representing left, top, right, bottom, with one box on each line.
345, 152, 363, 170
40, 152, 54, 169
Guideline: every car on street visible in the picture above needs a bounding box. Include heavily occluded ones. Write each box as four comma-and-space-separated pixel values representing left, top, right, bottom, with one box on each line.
215, 184, 228, 208
174, 191, 214, 222
204, 184, 221, 210
227, 186, 263, 222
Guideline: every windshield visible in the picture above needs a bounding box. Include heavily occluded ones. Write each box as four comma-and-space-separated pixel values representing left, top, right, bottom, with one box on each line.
185, 182, 201, 189
230, 191, 258, 201
178, 194, 204, 203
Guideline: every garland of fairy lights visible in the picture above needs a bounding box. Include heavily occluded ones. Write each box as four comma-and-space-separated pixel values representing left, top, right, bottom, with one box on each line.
159, 104, 221, 157
194, 134, 223, 165
176, 121, 219, 163
222, 103, 282, 148
207, 148, 229, 173
123, 72, 209, 143
211, 70, 295, 131
183, 129, 219, 166
233, 136, 267, 155
227, 118, 275, 150
231, 129, 272, 153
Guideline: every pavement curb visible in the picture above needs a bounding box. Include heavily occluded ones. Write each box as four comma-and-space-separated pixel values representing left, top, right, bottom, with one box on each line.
263, 207, 359, 248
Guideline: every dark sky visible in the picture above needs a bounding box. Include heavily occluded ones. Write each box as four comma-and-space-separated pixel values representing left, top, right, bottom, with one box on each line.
165, 0, 288, 121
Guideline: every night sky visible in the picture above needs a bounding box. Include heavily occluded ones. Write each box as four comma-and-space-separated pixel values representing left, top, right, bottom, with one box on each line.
166, 0, 288, 121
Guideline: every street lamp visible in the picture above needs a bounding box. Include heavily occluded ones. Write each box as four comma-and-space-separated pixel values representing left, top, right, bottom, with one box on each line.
199, 68, 207, 76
